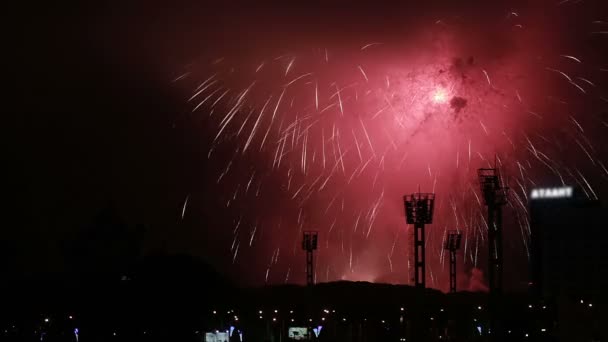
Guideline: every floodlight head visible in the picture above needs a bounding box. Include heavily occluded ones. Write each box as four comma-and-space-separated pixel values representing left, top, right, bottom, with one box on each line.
302, 231, 318, 251
445, 230, 462, 250
477, 168, 508, 205
403, 193, 436, 225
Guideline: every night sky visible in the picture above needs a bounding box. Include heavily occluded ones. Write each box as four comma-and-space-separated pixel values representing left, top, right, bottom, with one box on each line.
8, 0, 608, 291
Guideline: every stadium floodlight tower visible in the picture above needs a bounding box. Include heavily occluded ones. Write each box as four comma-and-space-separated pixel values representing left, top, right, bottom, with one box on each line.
444, 231, 462, 293
478, 167, 508, 295
302, 231, 318, 286
404, 192, 436, 288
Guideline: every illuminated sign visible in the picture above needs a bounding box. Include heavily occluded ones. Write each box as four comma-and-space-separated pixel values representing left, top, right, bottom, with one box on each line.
205, 331, 229, 342
530, 186, 573, 200
288, 327, 309, 340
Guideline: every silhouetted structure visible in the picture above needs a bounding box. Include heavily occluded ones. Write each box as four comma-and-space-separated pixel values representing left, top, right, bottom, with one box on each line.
403, 192, 435, 288
478, 167, 508, 340
529, 186, 608, 341
478, 168, 508, 295
302, 231, 318, 286
444, 231, 462, 293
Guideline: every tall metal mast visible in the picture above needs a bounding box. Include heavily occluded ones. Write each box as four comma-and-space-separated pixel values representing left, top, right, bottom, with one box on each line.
403, 192, 436, 288
302, 231, 318, 286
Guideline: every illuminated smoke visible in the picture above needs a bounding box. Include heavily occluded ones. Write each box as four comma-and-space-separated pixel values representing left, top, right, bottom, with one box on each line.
167, 1, 608, 290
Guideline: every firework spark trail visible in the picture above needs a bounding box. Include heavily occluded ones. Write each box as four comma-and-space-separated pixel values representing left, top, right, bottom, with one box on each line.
181, 195, 190, 220
172, 5, 608, 289
358, 65, 369, 82
215, 82, 255, 142
192, 87, 223, 112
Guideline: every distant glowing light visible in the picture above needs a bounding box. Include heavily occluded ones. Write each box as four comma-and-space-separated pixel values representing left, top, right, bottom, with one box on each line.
530, 186, 573, 199
431, 87, 449, 104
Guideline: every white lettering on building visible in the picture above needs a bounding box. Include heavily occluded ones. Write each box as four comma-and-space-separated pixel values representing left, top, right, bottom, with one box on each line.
530, 186, 573, 200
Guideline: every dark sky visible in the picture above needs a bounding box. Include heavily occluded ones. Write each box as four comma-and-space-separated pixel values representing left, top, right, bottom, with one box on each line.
7, 1, 608, 289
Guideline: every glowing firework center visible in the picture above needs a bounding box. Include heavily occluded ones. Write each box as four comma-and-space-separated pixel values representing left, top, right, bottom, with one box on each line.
430, 86, 450, 104
530, 186, 573, 200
